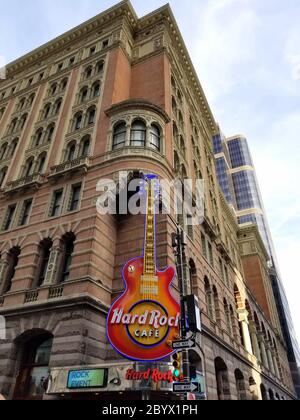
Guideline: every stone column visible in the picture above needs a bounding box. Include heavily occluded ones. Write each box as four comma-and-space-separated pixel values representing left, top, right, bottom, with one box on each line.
125, 123, 131, 147
238, 309, 253, 355
272, 350, 281, 379
0, 254, 9, 295
249, 322, 261, 363
258, 332, 269, 369
266, 344, 276, 375
43, 240, 62, 286
146, 124, 151, 149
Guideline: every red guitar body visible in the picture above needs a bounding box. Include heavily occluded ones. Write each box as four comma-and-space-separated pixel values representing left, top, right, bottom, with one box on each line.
107, 257, 180, 361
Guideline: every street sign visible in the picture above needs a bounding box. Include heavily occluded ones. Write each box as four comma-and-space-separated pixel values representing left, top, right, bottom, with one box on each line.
173, 382, 200, 394
172, 339, 196, 350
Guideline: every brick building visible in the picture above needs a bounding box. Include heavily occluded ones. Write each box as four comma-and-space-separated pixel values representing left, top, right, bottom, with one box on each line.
0, 1, 296, 400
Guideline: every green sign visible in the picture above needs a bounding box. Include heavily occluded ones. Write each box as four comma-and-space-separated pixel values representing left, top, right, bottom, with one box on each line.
67, 369, 108, 389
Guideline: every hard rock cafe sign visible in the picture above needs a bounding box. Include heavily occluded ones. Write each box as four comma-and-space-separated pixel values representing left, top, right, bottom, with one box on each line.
107, 175, 181, 361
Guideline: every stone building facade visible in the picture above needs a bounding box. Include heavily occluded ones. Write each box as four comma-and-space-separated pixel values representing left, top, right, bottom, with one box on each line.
0, 1, 296, 400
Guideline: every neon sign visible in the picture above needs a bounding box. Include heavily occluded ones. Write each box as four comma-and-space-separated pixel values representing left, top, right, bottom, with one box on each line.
107, 175, 180, 361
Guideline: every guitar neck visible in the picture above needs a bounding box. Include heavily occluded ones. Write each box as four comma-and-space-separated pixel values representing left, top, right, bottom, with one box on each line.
143, 178, 156, 276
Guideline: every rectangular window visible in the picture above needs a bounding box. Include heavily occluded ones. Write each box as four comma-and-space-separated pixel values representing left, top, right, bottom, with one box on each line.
49, 190, 63, 217
3, 204, 16, 231
208, 242, 214, 267
68, 184, 82, 212
201, 233, 207, 259
19, 199, 33, 226
90, 46, 96, 56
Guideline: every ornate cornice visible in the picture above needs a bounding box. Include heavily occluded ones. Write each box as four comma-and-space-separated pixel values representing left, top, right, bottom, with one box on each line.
105, 99, 171, 123
5, 1, 137, 77
238, 223, 270, 261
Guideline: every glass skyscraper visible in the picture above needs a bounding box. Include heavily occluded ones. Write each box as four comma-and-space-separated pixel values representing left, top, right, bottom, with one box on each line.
213, 131, 300, 398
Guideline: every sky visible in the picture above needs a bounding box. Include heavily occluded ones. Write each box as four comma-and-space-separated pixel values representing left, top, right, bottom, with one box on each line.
0, 0, 300, 344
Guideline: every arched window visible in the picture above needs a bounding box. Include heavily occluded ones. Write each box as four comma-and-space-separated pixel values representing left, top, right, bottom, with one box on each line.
2, 247, 21, 294
34, 128, 44, 146
13, 333, 53, 400
180, 136, 185, 156
96, 61, 104, 74
92, 82, 100, 98
66, 142, 76, 162
224, 299, 232, 335
86, 107, 96, 125
260, 384, 268, 400
18, 98, 26, 111
178, 110, 184, 127
84, 66, 93, 79
37, 153, 47, 173
0, 143, 8, 160
269, 389, 275, 400
150, 124, 161, 151
9, 118, 18, 134
45, 124, 55, 142
79, 87, 88, 103
74, 112, 82, 131
60, 78, 68, 92
28, 93, 35, 107
173, 122, 178, 142
80, 135, 90, 157
59, 233, 76, 283
0, 167, 8, 187
174, 150, 180, 173
112, 122, 126, 150
20, 114, 28, 130
43, 103, 51, 120
24, 157, 34, 178
213, 286, 221, 326
172, 96, 177, 113
54, 98, 62, 115
130, 120, 146, 147
204, 277, 215, 321
171, 75, 176, 90
181, 164, 188, 179
235, 369, 247, 400
189, 259, 197, 293
215, 358, 231, 400
36, 239, 53, 287
50, 83, 57, 96
10, 138, 19, 157
0, 107, 5, 120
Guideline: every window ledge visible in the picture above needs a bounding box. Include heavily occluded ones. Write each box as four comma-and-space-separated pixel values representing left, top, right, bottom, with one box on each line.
106, 146, 165, 164
48, 156, 90, 181
4, 173, 44, 196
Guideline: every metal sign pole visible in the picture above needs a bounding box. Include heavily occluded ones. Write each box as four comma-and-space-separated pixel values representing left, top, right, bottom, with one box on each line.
172, 227, 190, 390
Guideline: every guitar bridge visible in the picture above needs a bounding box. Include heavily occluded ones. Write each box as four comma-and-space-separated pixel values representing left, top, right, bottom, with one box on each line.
140, 275, 158, 297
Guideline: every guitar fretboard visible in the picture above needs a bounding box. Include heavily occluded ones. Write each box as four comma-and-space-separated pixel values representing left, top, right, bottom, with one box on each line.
142, 178, 158, 299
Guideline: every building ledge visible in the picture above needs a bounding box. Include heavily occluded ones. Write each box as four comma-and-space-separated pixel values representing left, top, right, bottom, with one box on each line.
4, 173, 44, 196
48, 156, 90, 181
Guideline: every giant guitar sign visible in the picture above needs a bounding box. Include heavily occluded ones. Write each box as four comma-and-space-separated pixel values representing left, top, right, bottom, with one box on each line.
107, 175, 180, 361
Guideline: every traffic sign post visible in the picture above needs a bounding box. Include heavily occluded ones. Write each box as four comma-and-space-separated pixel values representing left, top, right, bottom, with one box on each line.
172, 339, 196, 350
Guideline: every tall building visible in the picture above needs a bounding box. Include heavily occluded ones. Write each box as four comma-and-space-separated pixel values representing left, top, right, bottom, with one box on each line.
213, 131, 300, 398
0, 1, 296, 400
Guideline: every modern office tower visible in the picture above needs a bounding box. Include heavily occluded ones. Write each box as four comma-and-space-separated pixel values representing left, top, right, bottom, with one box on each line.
213, 131, 300, 398
0, 1, 296, 400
